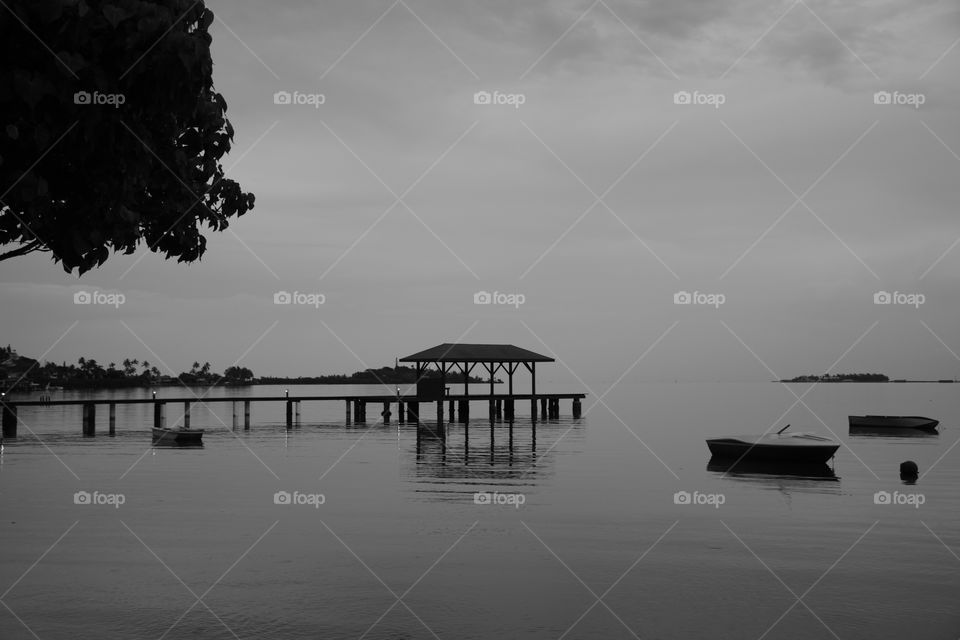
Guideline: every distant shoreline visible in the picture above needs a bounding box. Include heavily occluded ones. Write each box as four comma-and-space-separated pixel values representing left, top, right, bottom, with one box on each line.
777, 379, 957, 383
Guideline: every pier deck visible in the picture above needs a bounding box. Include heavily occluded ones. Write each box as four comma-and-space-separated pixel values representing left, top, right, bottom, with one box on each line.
0, 392, 586, 437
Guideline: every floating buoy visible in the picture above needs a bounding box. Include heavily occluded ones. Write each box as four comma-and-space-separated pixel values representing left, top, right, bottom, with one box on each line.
900, 460, 919, 478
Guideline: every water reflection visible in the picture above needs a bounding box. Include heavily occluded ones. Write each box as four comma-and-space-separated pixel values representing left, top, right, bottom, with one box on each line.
150, 440, 204, 449
849, 426, 940, 439
410, 418, 582, 482
707, 457, 839, 481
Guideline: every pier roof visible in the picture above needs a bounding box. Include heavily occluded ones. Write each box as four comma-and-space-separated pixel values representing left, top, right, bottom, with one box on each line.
399, 344, 554, 363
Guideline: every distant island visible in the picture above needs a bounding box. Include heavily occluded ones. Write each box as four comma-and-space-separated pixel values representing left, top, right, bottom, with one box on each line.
1, 345, 494, 393
782, 373, 889, 383
780, 373, 956, 383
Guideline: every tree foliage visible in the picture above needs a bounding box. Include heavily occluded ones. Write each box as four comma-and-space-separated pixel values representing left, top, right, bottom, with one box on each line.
0, 0, 255, 273
223, 365, 253, 382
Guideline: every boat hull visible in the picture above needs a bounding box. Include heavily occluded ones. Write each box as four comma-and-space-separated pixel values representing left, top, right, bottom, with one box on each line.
848, 415, 938, 432
706, 439, 839, 463
152, 427, 204, 445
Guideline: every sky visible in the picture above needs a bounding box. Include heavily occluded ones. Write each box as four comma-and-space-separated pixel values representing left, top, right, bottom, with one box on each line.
2, 0, 959, 385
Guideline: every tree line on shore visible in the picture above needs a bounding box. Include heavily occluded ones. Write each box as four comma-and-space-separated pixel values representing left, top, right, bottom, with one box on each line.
1, 346, 490, 392
1, 345, 252, 391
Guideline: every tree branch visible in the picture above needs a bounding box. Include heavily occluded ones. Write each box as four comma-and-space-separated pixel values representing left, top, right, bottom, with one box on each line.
0, 239, 46, 261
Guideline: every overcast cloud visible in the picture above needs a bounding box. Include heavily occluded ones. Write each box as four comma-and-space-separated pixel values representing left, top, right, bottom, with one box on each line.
2, 0, 958, 384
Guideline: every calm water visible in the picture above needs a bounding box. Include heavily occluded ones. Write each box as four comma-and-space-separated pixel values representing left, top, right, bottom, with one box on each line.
1, 382, 958, 639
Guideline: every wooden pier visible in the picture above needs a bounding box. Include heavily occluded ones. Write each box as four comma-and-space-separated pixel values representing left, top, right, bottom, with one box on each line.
0, 343, 585, 438
0, 392, 585, 438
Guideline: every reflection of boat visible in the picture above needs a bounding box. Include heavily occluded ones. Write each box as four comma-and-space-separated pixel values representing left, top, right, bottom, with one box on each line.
848, 415, 938, 432
707, 457, 838, 481
152, 427, 204, 446
706, 425, 839, 463
849, 425, 939, 438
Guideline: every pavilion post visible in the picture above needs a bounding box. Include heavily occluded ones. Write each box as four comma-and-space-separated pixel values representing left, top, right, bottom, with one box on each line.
486, 363, 495, 419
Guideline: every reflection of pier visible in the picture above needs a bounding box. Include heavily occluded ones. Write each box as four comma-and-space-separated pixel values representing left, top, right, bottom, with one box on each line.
411, 418, 584, 481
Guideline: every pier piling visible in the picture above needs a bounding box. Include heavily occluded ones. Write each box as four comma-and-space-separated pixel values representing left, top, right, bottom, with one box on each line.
109, 403, 116, 436
1, 403, 17, 439
153, 401, 165, 429
81, 402, 96, 436
244, 400, 251, 430
183, 402, 191, 429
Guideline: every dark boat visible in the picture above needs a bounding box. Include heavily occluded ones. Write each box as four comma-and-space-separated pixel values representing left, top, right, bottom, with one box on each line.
848, 415, 938, 432
706, 425, 839, 463
152, 426, 204, 446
